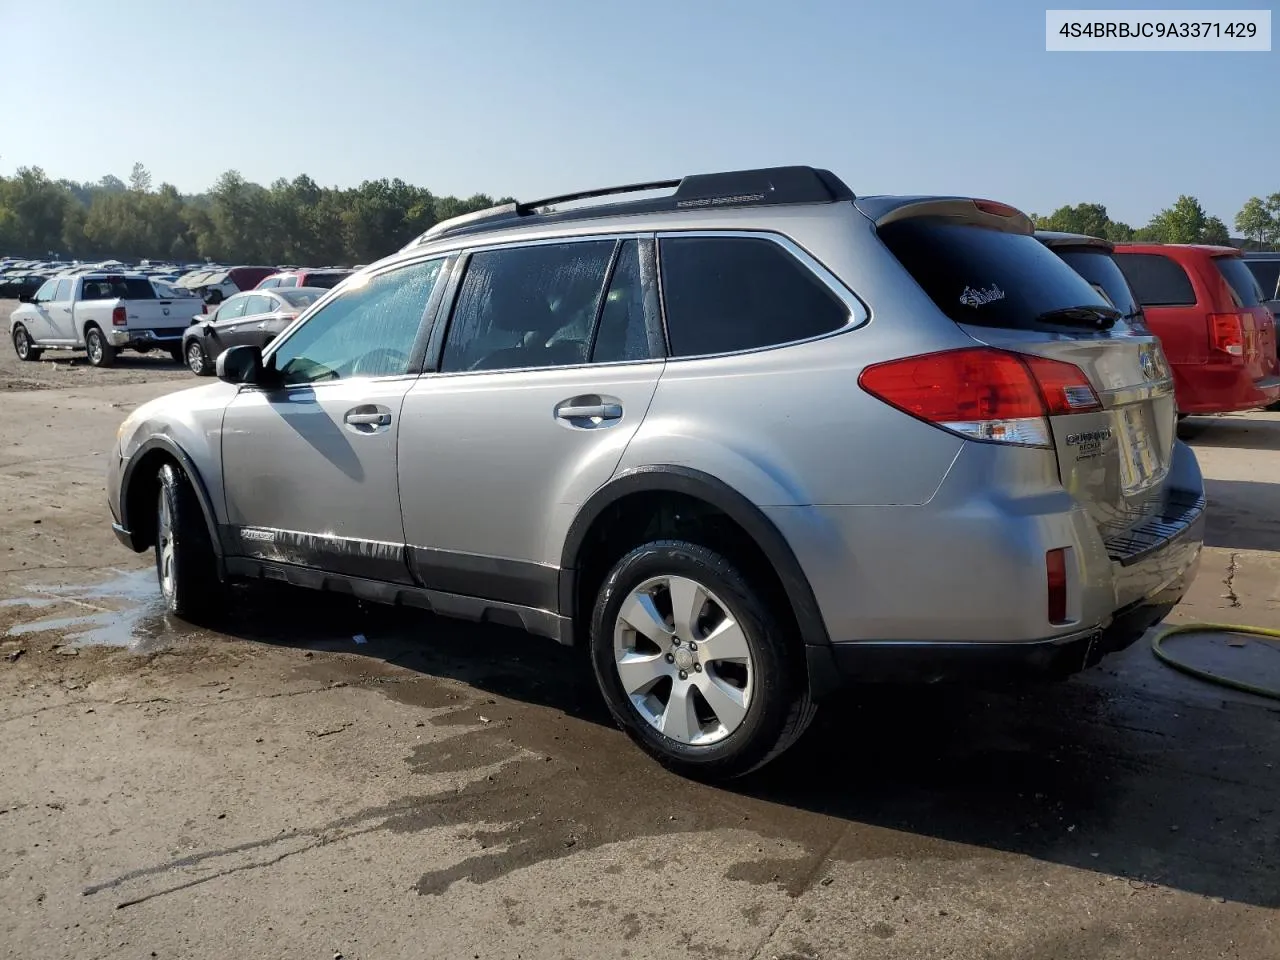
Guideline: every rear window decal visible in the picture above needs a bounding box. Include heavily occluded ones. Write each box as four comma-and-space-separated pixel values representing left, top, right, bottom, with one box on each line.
959, 284, 1006, 308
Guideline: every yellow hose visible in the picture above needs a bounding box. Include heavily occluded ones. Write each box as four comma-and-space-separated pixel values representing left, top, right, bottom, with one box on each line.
1150, 623, 1280, 701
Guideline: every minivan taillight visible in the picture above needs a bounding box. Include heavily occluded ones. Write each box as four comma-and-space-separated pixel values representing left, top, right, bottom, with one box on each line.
858, 347, 1102, 448
1208, 312, 1245, 357
111, 306, 127, 327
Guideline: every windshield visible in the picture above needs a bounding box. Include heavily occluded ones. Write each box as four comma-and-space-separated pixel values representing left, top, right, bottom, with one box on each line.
1056, 248, 1140, 317
1215, 257, 1263, 308
878, 218, 1114, 331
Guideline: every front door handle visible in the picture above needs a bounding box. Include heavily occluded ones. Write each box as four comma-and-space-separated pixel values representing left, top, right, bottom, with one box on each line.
556, 403, 622, 421
344, 411, 392, 426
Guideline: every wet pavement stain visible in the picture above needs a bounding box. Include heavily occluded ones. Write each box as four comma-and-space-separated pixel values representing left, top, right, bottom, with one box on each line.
3, 568, 179, 649
16, 571, 1278, 909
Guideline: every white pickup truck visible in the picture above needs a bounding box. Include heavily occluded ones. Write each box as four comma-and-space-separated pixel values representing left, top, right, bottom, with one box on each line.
9, 273, 204, 367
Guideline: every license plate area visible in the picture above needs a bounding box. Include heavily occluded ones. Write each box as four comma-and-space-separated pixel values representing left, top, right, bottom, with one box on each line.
1116, 404, 1166, 495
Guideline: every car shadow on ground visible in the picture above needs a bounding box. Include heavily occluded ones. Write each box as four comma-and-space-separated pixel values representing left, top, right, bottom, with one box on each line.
33, 354, 186, 371
1202, 478, 1280, 552
1180, 414, 1280, 451
189, 581, 1280, 909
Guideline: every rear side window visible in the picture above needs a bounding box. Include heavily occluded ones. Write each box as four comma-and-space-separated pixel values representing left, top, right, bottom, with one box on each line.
441, 240, 615, 373
659, 236, 848, 357
1214, 257, 1263, 308
878, 219, 1113, 330
1055, 248, 1139, 317
1113, 253, 1196, 307
1245, 260, 1280, 300
304, 272, 348, 289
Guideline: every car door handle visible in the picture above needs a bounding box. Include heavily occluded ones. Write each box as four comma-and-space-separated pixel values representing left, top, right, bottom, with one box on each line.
557, 403, 622, 420
344, 411, 392, 426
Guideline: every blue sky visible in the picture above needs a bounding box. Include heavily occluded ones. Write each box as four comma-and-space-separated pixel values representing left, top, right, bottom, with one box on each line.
3, 0, 1275, 228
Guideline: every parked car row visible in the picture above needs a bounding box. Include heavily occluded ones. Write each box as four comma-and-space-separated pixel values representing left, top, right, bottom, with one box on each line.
5, 258, 354, 368
1035, 235, 1280, 416
107, 165, 1212, 777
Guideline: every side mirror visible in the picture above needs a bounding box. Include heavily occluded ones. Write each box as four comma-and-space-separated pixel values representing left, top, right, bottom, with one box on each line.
216, 344, 266, 385
18, 292, 34, 303
202, 321, 214, 334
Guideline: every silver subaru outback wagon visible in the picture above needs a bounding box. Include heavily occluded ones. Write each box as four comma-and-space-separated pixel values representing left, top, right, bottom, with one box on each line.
108, 166, 1205, 778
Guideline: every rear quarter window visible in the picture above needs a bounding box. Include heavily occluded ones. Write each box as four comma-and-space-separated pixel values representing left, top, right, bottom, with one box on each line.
1113, 253, 1197, 307
877, 219, 1113, 331
659, 236, 849, 356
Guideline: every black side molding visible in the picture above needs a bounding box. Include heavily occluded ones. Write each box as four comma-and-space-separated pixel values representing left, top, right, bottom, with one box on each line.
119, 436, 223, 558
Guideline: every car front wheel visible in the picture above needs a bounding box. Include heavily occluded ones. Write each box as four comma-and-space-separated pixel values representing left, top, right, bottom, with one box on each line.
12, 324, 42, 361
155, 462, 220, 619
185, 340, 212, 375
590, 540, 815, 779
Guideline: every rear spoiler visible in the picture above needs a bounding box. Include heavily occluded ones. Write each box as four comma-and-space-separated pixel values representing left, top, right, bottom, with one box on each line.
856, 197, 1034, 235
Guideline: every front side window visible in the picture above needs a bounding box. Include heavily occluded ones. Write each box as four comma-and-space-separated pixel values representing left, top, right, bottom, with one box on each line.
32, 279, 57, 303
270, 257, 443, 385
660, 236, 850, 356
258, 277, 280, 289
1114, 253, 1197, 307
278, 275, 298, 288
52, 279, 74, 301
440, 240, 615, 373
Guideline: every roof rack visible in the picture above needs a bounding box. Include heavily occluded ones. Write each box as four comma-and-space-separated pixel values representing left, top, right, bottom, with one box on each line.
409, 165, 854, 248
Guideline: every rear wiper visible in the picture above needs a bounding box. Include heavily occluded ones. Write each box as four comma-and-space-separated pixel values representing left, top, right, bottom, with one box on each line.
1034, 305, 1122, 330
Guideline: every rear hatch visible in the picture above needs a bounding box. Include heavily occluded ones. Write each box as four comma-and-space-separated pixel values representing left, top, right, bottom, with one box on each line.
1213, 255, 1278, 380
874, 204, 1197, 559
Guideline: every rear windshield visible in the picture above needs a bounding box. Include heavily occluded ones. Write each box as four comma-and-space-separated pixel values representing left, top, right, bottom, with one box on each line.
1055, 247, 1139, 317
81, 277, 157, 300
278, 289, 322, 308
304, 272, 348, 289
878, 219, 1114, 330
1245, 260, 1280, 300
1214, 256, 1263, 308
1113, 253, 1196, 307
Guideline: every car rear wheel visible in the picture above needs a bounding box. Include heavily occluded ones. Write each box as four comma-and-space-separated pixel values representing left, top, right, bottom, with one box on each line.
589, 540, 815, 779
84, 325, 116, 367
185, 340, 212, 376
155, 462, 220, 619
12, 324, 42, 361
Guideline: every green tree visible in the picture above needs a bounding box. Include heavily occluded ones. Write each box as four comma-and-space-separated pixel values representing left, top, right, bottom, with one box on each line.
1234, 197, 1273, 249
1141, 195, 1230, 244
129, 162, 153, 193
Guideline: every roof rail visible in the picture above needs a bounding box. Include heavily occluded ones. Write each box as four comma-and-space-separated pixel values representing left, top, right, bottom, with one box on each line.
407, 165, 854, 248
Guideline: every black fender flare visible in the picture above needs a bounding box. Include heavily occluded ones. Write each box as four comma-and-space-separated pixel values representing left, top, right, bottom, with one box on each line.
558, 465, 840, 697
119, 435, 224, 559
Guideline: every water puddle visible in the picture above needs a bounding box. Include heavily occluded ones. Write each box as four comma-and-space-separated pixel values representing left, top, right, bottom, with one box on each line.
3, 568, 176, 650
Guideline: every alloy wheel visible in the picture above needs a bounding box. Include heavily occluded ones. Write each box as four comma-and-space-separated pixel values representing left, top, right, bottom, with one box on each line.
187, 342, 205, 374
157, 490, 176, 599
613, 574, 755, 746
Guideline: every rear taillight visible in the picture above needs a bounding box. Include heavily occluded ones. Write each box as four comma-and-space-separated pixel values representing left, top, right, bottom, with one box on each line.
111, 306, 127, 327
858, 347, 1102, 448
1208, 313, 1244, 357
1046, 548, 1068, 623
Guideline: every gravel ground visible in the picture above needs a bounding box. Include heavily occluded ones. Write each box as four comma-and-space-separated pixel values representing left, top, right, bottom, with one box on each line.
0, 329, 1277, 959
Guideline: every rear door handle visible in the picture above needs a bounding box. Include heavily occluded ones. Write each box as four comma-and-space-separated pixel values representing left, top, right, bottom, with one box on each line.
344, 411, 391, 426
557, 403, 622, 420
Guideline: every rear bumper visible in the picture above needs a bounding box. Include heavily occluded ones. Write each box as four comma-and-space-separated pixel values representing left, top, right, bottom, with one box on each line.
109, 328, 187, 348
1174, 364, 1280, 414
828, 598, 1176, 684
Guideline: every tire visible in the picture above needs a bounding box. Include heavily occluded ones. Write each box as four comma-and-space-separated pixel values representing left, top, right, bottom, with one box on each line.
155, 462, 220, 619
589, 540, 815, 780
184, 340, 212, 376
12, 324, 42, 361
84, 325, 116, 367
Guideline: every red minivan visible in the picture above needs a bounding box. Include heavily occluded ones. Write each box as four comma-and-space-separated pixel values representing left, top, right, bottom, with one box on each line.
1113, 244, 1280, 414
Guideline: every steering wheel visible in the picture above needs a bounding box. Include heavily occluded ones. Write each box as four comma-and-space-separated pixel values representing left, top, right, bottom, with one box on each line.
351, 347, 409, 378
